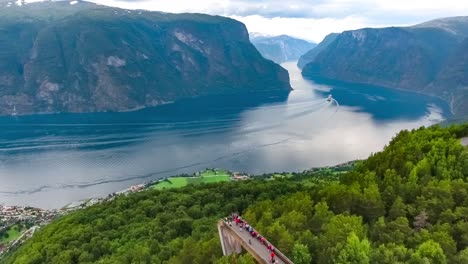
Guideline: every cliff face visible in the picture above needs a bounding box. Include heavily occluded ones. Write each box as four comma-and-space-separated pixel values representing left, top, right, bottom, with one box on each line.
0, 1, 291, 115
301, 17, 468, 117
250, 34, 316, 64
297, 33, 338, 69
427, 38, 468, 116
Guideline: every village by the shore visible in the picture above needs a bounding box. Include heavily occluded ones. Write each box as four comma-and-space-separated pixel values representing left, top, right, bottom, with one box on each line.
0, 169, 251, 257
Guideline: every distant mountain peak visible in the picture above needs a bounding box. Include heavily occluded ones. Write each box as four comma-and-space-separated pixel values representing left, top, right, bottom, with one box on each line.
250, 33, 314, 43
250, 34, 316, 64
249, 32, 273, 40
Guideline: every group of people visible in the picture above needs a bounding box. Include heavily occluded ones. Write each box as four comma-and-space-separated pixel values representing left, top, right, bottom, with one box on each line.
226, 213, 278, 263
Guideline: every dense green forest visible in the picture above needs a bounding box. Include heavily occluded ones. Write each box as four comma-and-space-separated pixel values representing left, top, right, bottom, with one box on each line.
2, 124, 467, 264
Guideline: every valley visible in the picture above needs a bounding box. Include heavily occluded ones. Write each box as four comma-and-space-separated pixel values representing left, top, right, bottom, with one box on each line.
250, 34, 316, 64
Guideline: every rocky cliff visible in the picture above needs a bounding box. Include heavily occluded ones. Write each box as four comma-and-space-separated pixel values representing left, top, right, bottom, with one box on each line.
0, 0, 291, 115
301, 17, 468, 117
297, 33, 338, 69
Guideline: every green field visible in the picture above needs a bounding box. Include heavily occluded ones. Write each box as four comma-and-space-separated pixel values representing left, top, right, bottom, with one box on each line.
0, 225, 25, 244
271, 173, 293, 179
151, 169, 231, 190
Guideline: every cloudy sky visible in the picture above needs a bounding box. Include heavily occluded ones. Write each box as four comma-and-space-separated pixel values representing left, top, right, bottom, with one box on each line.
86, 1, 468, 42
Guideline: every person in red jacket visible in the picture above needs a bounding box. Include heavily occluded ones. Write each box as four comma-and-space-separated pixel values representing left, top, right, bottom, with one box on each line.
270, 251, 275, 263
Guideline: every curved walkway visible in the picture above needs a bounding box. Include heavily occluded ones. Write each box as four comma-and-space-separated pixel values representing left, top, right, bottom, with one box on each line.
230, 223, 285, 263
219, 217, 293, 264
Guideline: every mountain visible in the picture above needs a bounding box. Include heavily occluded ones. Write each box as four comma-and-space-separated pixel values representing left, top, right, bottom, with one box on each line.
250, 34, 316, 64
301, 17, 468, 117
427, 38, 468, 116
3, 124, 468, 263
297, 33, 338, 68
0, 0, 291, 115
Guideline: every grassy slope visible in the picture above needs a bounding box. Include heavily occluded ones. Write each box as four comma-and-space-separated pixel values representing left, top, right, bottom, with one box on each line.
151, 169, 230, 190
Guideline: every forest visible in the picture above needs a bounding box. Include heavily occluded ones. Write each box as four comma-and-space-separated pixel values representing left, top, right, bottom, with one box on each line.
2, 124, 468, 264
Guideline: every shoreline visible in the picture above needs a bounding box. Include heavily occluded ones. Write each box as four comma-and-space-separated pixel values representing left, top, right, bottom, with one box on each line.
60, 168, 244, 211
0, 90, 291, 118
0, 161, 352, 256
302, 74, 455, 117
2, 161, 357, 211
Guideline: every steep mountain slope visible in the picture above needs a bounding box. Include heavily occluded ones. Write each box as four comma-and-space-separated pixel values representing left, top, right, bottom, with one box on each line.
250, 34, 316, 64
427, 38, 468, 116
0, 1, 291, 115
297, 33, 338, 68
301, 17, 468, 117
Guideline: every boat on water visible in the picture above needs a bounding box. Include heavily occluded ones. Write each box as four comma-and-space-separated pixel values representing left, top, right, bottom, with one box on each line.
327, 95, 332, 102
12, 105, 17, 116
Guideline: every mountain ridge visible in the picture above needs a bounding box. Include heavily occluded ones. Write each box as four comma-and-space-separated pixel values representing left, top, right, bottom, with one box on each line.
0, 0, 291, 115
301, 16, 468, 117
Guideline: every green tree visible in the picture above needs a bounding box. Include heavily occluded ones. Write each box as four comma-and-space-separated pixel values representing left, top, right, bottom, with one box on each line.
388, 196, 407, 220
370, 243, 409, 264
318, 215, 367, 264
322, 215, 367, 247
454, 221, 468, 249
453, 248, 468, 264
291, 243, 312, 264
416, 180, 454, 220
238, 254, 256, 264
356, 183, 385, 222
370, 217, 411, 245
336, 232, 370, 264
215, 254, 255, 264
265, 221, 294, 255
410, 240, 447, 264
310, 202, 334, 233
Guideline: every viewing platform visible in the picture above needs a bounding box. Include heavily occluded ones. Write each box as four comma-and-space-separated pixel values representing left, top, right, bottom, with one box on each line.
218, 220, 293, 264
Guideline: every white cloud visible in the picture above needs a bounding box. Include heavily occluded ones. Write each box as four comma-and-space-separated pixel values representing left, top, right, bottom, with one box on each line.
230, 15, 396, 42
89, 0, 468, 19
29, 0, 468, 42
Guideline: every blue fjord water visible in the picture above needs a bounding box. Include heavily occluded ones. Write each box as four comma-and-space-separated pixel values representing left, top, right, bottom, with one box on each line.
0, 62, 450, 208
